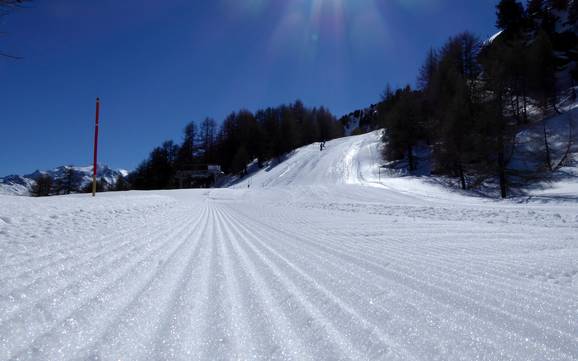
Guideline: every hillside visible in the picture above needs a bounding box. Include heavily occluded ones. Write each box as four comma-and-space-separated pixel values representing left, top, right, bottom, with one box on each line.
228, 131, 460, 200
230, 106, 578, 200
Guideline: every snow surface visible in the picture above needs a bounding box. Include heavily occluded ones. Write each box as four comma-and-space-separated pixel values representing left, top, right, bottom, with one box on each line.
486, 30, 503, 45
1, 132, 578, 360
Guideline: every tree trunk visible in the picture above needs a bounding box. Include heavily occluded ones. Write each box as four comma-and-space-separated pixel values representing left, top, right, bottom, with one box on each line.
552, 115, 575, 171
458, 162, 467, 190
407, 145, 416, 172
497, 144, 508, 199
553, 97, 562, 115
510, 95, 519, 125
522, 88, 528, 124
515, 94, 521, 125
543, 120, 553, 172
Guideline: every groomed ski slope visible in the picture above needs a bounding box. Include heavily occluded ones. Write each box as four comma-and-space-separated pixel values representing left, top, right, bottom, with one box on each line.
1, 132, 578, 361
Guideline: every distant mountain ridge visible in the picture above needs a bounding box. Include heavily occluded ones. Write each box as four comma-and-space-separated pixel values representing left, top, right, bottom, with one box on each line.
0, 165, 128, 196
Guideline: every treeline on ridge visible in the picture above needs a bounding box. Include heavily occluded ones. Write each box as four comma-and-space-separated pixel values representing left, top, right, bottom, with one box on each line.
128, 101, 343, 190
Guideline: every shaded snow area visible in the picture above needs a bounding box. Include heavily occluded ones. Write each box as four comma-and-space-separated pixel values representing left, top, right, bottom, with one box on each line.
515, 106, 578, 201
361, 103, 578, 199
1, 132, 578, 360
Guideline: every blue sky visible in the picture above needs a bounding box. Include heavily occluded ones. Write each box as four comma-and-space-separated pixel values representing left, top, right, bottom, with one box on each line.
0, 0, 499, 175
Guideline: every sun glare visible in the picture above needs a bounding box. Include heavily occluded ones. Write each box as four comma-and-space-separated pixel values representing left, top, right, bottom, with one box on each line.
266, 0, 390, 56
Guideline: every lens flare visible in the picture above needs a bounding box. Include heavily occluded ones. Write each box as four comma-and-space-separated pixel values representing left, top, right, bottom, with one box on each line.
223, 0, 396, 96
266, 0, 391, 60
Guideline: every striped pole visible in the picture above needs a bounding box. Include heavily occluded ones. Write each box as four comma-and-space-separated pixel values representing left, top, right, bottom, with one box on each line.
92, 98, 100, 197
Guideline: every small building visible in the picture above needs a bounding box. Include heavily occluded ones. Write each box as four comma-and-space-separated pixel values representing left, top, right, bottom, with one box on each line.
175, 165, 223, 189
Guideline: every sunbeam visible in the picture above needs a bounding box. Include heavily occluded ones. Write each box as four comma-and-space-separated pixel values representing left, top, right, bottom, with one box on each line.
266, 0, 391, 59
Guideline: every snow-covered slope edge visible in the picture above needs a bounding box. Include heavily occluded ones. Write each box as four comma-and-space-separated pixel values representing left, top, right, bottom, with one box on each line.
228, 131, 472, 203
230, 116, 578, 201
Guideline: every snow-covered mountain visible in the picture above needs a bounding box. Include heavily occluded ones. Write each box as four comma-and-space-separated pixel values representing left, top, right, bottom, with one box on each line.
0, 165, 129, 196
340, 105, 379, 136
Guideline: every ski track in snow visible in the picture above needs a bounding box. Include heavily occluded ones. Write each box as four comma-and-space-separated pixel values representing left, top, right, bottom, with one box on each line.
1, 132, 578, 360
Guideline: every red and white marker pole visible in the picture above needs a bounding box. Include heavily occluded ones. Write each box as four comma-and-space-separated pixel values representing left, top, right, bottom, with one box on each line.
92, 97, 100, 197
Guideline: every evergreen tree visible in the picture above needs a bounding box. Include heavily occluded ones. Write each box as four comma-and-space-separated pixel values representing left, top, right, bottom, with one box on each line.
279, 106, 298, 156
150, 142, 177, 189
418, 48, 438, 91
527, 29, 558, 109
479, 41, 519, 198
316, 106, 341, 143
569, 0, 578, 26
254, 108, 278, 162
527, 0, 545, 16
114, 174, 130, 191
200, 117, 217, 163
231, 146, 249, 175
81, 178, 107, 193
383, 83, 394, 102
300, 106, 321, 146
163, 140, 179, 165
54, 166, 79, 195
100, 178, 109, 192
30, 174, 53, 197
427, 33, 482, 189
128, 161, 151, 190
176, 121, 197, 169
496, 0, 526, 32
382, 86, 423, 172
130, 141, 178, 190
236, 110, 260, 162
548, 0, 569, 10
